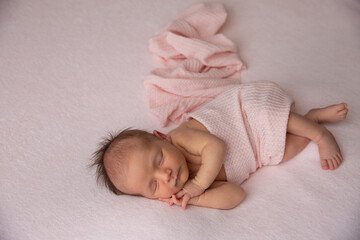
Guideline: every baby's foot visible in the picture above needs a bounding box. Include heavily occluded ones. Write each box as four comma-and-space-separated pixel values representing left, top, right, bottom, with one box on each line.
316, 127, 343, 170
307, 103, 348, 123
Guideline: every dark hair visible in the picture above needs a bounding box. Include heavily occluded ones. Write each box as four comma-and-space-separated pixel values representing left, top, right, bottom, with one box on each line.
90, 128, 156, 195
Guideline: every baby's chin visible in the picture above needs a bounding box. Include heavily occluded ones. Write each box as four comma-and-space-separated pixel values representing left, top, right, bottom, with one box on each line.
156, 167, 189, 198
168, 175, 188, 197
161, 183, 186, 199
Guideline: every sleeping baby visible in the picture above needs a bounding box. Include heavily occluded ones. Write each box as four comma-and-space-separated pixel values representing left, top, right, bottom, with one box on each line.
91, 82, 348, 210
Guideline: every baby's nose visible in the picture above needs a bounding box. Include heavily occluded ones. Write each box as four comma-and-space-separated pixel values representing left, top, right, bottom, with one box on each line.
156, 168, 172, 182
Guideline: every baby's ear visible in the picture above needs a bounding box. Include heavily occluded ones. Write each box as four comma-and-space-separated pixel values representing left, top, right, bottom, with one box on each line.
153, 130, 172, 142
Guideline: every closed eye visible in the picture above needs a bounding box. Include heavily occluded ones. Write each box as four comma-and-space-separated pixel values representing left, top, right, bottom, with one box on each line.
157, 150, 164, 167
152, 180, 158, 194
153, 150, 163, 194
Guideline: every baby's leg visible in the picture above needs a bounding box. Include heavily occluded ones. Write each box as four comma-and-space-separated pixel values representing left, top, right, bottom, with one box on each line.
282, 103, 348, 170
282, 134, 310, 162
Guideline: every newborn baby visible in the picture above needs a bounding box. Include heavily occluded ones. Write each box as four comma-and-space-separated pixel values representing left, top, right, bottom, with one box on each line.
91, 82, 348, 210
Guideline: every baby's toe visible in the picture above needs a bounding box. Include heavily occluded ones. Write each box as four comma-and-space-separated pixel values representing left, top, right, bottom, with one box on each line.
335, 153, 343, 165
331, 158, 338, 169
327, 159, 335, 170
340, 109, 348, 119
338, 103, 348, 111
321, 159, 329, 170
338, 106, 348, 113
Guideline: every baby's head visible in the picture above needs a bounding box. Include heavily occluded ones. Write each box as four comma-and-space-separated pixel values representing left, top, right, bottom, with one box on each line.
91, 128, 189, 199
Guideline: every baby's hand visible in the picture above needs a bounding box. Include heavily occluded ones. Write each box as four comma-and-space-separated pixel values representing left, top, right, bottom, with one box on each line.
175, 179, 205, 209
159, 195, 182, 207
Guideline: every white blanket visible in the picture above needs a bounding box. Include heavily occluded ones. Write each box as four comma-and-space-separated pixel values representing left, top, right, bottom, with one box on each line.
1, 0, 359, 239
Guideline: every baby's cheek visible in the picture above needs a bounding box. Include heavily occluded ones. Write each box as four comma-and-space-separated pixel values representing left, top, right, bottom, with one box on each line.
165, 187, 180, 198
174, 185, 184, 195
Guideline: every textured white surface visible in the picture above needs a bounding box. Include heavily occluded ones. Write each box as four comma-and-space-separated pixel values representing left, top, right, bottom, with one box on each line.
1, 0, 360, 240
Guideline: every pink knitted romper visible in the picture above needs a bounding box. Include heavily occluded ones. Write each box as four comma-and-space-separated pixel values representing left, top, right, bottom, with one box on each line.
186, 81, 294, 184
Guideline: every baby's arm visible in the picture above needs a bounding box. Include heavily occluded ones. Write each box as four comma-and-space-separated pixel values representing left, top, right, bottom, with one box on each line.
161, 181, 246, 210
170, 127, 226, 207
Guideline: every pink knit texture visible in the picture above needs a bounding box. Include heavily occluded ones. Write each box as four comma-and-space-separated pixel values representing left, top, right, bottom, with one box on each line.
187, 82, 294, 184
144, 3, 245, 127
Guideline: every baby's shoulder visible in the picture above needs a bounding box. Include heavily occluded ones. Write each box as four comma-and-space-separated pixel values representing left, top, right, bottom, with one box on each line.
167, 125, 193, 142
168, 119, 218, 151
168, 119, 208, 140
168, 120, 225, 159
177, 118, 209, 133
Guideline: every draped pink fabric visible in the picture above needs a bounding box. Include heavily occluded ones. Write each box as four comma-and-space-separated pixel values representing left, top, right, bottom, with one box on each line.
186, 82, 294, 184
144, 3, 245, 126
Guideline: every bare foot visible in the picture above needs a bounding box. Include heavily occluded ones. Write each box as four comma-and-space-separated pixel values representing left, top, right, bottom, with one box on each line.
316, 127, 343, 170
306, 103, 348, 123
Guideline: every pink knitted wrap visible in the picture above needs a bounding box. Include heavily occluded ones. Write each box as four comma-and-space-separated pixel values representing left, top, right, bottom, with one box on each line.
144, 3, 245, 127
187, 82, 294, 184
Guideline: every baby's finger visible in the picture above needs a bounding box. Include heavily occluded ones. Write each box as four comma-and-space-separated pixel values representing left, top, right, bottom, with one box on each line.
181, 194, 191, 210
171, 195, 182, 206
163, 197, 174, 207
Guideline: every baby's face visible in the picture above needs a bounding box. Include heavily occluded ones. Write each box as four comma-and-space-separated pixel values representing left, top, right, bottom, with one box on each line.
116, 137, 189, 199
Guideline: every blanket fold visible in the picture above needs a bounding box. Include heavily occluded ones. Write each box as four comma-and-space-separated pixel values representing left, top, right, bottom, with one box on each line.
145, 3, 245, 126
